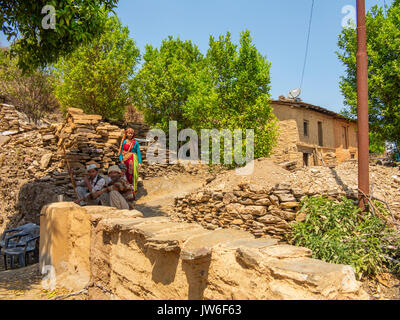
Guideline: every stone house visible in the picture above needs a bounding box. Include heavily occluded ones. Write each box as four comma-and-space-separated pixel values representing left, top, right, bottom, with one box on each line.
270, 97, 358, 167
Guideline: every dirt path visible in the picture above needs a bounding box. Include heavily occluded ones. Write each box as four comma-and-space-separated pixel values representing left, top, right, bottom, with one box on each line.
134, 173, 206, 218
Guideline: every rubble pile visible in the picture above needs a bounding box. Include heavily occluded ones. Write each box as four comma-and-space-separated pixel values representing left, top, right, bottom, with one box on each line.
0, 103, 38, 134
289, 161, 400, 215
172, 160, 400, 240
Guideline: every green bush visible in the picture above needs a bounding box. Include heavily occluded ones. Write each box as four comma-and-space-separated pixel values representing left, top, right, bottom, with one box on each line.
287, 196, 400, 279
0, 49, 59, 122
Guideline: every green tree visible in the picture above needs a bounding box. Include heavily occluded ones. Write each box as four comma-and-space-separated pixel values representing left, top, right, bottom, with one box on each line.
185, 30, 278, 159
130, 36, 204, 131
0, 48, 59, 122
0, 0, 118, 72
54, 15, 140, 121
131, 31, 278, 161
337, 1, 400, 150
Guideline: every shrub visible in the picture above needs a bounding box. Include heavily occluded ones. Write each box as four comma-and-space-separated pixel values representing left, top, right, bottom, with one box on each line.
0, 49, 59, 122
287, 196, 400, 279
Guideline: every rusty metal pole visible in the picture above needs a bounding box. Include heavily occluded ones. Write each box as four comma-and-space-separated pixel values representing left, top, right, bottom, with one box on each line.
356, 0, 370, 210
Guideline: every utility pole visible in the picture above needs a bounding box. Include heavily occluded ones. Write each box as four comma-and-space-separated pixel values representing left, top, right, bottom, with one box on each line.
356, 0, 370, 210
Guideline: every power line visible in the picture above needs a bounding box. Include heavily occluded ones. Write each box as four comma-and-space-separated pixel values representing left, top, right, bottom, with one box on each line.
300, 0, 315, 90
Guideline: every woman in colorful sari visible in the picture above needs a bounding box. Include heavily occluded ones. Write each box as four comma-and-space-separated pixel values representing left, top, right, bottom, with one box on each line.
118, 128, 142, 196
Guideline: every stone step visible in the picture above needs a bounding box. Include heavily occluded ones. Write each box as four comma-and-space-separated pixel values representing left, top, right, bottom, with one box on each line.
181, 229, 254, 261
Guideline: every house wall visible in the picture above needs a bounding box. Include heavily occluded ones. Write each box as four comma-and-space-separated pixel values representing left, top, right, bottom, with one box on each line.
270, 101, 358, 166
333, 118, 358, 149
271, 102, 336, 149
270, 120, 303, 166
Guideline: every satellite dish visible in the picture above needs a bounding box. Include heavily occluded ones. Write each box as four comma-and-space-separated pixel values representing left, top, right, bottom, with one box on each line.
288, 88, 302, 99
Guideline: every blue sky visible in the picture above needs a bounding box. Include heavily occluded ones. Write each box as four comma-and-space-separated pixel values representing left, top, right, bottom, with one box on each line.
0, 1, 393, 113
114, 0, 392, 113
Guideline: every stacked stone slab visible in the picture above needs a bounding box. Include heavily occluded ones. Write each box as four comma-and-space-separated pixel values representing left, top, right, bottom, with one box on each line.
54, 108, 125, 177
0, 103, 38, 134
173, 182, 348, 240
52, 108, 215, 180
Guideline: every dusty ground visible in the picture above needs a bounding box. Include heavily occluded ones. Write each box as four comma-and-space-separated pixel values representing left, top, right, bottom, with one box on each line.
0, 264, 88, 300
135, 173, 207, 218
207, 158, 291, 191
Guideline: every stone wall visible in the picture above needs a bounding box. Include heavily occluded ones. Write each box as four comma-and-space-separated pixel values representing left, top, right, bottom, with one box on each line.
172, 182, 349, 240
270, 120, 303, 169
39, 203, 368, 300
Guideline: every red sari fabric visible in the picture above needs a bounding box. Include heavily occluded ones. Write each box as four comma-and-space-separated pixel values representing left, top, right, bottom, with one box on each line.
123, 140, 136, 186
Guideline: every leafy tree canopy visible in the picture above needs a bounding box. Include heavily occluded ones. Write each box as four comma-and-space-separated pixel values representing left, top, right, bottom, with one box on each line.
185, 30, 278, 159
0, 48, 59, 122
54, 15, 140, 121
130, 36, 204, 131
0, 0, 118, 72
131, 31, 278, 161
337, 1, 400, 151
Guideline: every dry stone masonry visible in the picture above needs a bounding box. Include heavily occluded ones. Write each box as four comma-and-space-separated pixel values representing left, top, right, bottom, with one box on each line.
172, 160, 400, 240
173, 182, 307, 240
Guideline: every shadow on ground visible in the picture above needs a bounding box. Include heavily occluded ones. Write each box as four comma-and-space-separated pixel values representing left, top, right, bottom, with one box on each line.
0, 264, 44, 299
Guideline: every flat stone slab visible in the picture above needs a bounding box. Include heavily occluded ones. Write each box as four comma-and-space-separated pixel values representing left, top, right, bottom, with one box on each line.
99, 217, 172, 234
130, 221, 187, 238
147, 224, 207, 243
145, 225, 210, 252
181, 229, 254, 261
223, 238, 279, 249
84, 206, 118, 215
260, 245, 312, 259
263, 257, 360, 295
99, 217, 147, 231
114, 209, 144, 218
86, 207, 144, 224
0, 136, 10, 147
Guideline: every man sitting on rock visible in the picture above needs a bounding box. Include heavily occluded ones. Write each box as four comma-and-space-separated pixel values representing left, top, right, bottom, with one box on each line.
74, 163, 106, 206
95, 165, 135, 210
105, 163, 129, 185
